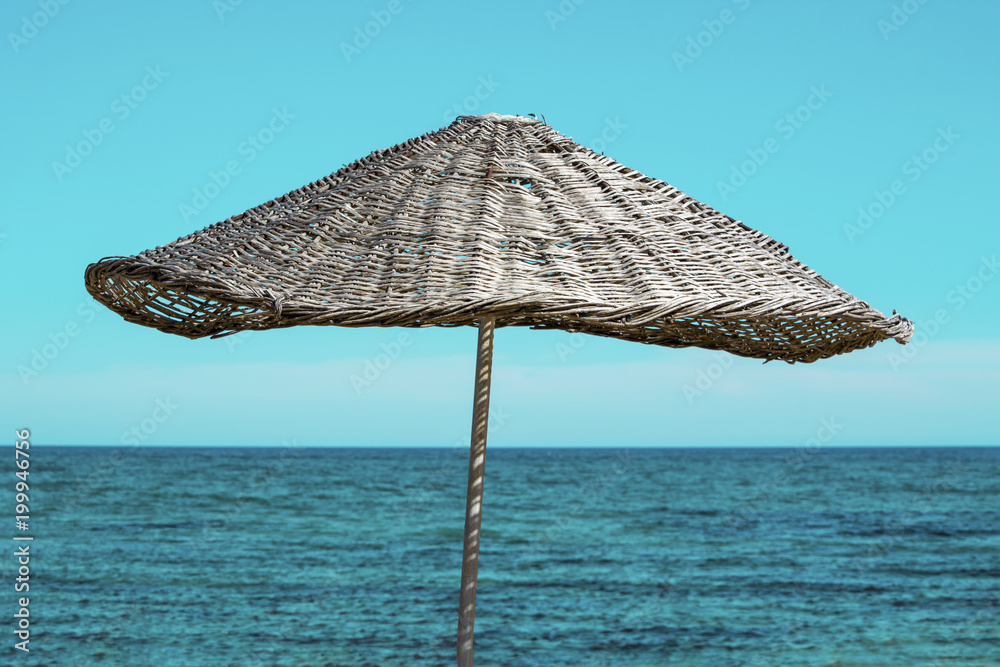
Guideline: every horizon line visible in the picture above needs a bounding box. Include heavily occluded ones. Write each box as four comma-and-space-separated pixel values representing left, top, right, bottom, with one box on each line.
32, 443, 1000, 449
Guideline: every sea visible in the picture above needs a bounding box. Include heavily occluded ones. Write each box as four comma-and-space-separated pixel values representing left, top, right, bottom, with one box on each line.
10, 446, 999, 666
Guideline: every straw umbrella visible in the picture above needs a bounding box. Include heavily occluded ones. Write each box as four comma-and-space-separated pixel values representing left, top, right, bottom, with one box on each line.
84, 112, 912, 665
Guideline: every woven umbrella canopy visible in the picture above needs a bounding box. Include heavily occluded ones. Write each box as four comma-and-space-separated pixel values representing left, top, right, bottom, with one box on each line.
85, 112, 912, 665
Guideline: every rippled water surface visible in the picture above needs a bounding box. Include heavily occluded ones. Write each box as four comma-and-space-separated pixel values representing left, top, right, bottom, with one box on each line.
13, 446, 1000, 666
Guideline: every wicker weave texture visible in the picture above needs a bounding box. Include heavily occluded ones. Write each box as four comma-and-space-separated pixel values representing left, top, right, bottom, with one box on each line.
85, 113, 912, 363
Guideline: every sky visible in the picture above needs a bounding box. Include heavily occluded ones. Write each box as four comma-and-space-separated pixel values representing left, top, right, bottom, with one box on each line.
2, 0, 998, 448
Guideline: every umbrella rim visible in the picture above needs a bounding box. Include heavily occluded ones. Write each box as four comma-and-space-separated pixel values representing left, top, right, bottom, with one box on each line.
84, 255, 912, 362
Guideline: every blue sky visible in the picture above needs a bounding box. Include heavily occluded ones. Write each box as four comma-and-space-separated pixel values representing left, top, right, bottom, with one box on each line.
2, 0, 997, 447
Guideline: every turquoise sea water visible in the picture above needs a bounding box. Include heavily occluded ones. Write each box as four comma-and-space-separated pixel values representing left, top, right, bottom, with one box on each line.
10, 446, 1000, 666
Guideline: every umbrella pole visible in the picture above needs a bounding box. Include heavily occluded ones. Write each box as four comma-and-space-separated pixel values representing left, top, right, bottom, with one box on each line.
457, 316, 495, 667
